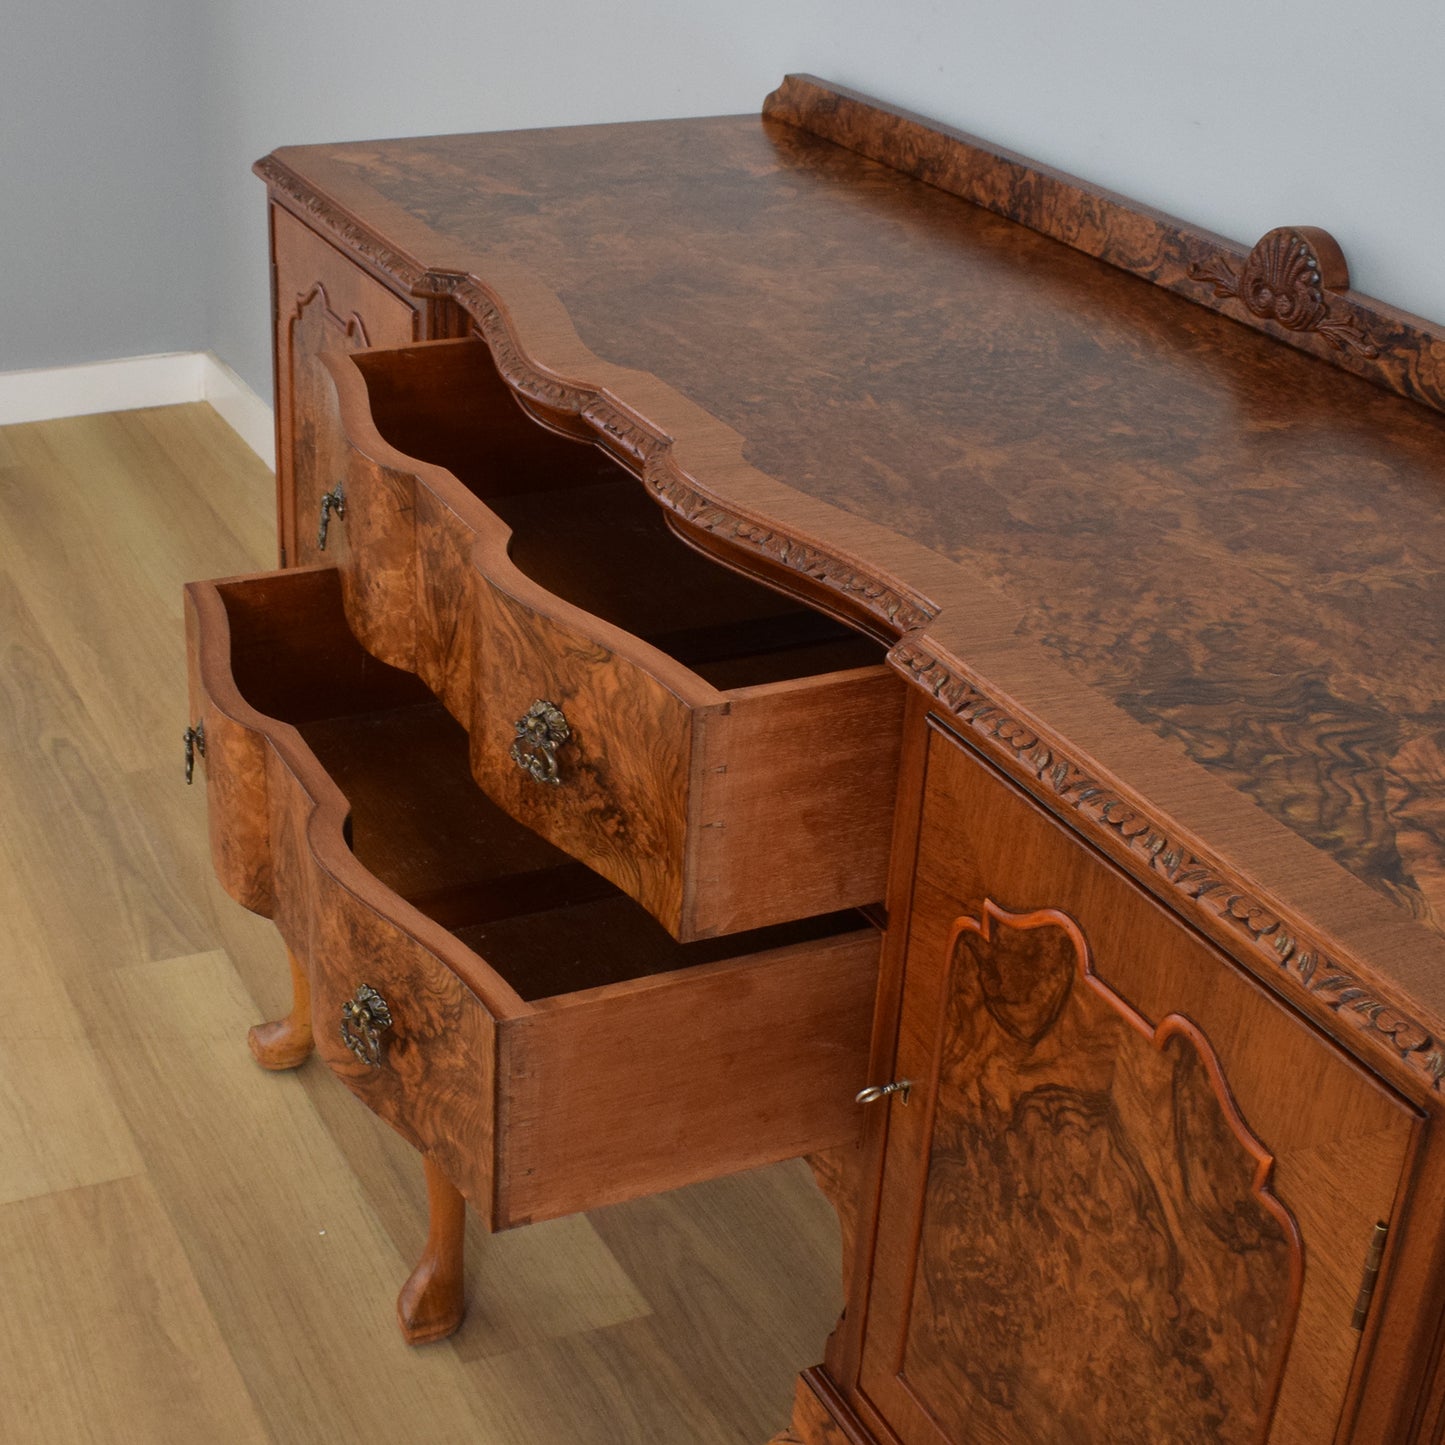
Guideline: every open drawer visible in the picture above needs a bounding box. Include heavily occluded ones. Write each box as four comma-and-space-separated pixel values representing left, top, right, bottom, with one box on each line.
317, 337, 906, 941
184, 566, 880, 1229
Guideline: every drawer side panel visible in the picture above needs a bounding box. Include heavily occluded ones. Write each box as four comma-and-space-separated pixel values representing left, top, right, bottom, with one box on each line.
497, 930, 882, 1227
689, 667, 905, 938
186, 583, 274, 915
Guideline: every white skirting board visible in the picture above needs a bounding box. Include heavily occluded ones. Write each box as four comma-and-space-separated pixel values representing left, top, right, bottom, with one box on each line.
0, 352, 275, 469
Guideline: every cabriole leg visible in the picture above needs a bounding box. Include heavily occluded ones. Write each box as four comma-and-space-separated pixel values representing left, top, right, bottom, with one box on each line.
397, 1154, 466, 1345
247, 947, 314, 1070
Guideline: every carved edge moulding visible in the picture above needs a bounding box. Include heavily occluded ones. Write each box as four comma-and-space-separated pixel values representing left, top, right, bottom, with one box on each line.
255, 87, 1445, 1100
763, 75, 1445, 415
259, 145, 937, 638
256, 155, 431, 292
257, 153, 940, 644
896, 644, 1445, 1096
411, 267, 934, 643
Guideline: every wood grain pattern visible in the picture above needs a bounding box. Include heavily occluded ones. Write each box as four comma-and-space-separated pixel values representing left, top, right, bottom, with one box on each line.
497, 931, 879, 1228
853, 721, 1421, 1445
688, 668, 904, 940
469, 532, 699, 935
778, 1371, 876, 1445
300, 811, 501, 1215
328, 405, 420, 674
763, 74, 1444, 412
319, 337, 899, 941
438, 273, 936, 640
0, 1175, 271, 1445
187, 564, 882, 1242
95, 949, 494, 1441
577, 1162, 850, 1440
185, 583, 274, 915
0, 868, 144, 1207
242, 91, 1445, 1438
411, 478, 484, 723
188, 567, 517, 1221
895, 644, 1445, 1096
899, 901, 1300, 1444
256, 104, 1445, 1102
5, 402, 847, 1444
271, 204, 418, 569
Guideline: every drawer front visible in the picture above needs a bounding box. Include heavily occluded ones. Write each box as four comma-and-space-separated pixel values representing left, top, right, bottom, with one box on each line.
317, 335, 904, 941
185, 584, 274, 916
470, 562, 905, 940
854, 717, 1422, 1445
186, 569, 503, 1211
268, 755, 499, 1203
187, 565, 884, 1230
321, 425, 420, 675
469, 560, 696, 934
315, 346, 491, 720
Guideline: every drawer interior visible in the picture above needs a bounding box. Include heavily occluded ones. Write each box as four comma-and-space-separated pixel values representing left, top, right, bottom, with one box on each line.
219, 568, 870, 1000
351, 340, 884, 688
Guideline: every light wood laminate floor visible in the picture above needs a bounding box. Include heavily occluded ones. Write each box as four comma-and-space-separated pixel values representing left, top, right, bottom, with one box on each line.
0, 404, 844, 1444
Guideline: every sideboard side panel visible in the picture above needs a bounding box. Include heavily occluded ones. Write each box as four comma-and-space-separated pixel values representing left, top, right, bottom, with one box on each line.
268, 204, 419, 568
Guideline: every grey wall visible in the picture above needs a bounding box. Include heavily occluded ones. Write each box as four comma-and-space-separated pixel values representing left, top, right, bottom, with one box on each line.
1, 0, 210, 372
8, 2, 1445, 395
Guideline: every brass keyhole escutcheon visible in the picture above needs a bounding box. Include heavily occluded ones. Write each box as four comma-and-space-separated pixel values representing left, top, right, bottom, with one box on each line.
511, 699, 571, 785
340, 984, 393, 1067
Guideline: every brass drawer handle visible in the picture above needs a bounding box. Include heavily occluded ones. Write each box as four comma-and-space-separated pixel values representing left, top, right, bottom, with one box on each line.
856, 1080, 912, 1105
511, 699, 571, 785
317, 483, 346, 549
340, 984, 393, 1067
183, 722, 206, 784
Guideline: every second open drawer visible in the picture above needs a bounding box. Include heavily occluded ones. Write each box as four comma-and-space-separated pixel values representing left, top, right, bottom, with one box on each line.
318, 337, 907, 940
185, 566, 880, 1229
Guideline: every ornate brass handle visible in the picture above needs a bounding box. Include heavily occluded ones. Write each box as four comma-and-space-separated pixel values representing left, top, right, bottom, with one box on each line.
183, 722, 206, 784
340, 984, 392, 1067
316, 482, 346, 549
510, 699, 570, 785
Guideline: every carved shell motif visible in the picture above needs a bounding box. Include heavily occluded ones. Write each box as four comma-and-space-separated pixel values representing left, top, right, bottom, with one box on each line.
1189, 226, 1378, 357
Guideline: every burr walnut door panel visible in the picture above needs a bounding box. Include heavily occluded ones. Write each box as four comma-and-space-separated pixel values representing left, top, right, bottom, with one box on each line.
270, 204, 419, 569
854, 718, 1420, 1445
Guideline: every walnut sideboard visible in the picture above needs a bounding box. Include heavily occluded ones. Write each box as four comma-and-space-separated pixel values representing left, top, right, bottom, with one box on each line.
184, 76, 1445, 1444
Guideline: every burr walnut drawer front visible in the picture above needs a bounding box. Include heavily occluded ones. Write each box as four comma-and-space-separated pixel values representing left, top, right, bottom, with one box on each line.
318, 337, 907, 942
184, 565, 881, 1229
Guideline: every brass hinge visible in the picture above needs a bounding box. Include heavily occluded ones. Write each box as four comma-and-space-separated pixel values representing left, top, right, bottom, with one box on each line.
1351, 1222, 1389, 1331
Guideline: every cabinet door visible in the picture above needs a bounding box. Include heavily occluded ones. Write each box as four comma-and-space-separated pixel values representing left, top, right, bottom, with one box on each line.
855, 719, 1420, 1445
270, 204, 419, 567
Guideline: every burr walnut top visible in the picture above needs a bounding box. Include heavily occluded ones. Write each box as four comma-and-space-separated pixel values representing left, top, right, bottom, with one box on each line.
260, 81, 1445, 1072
